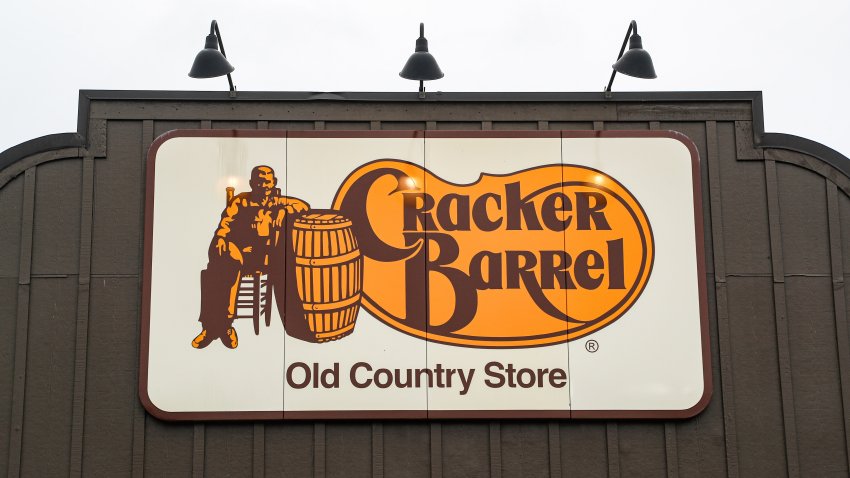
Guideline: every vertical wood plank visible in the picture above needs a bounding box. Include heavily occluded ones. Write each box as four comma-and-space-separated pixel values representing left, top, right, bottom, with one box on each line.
593, 121, 604, 131
548, 423, 561, 478
664, 424, 679, 478
482, 121, 492, 130
489, 422, 501, 478
538, 121, 549, 131
764, 159, 800, 478
430, 423, 442, 478
253, 423, 265, 478
258, 120, 269, 129
764, 160, 785, 284
706, 121, 727, 282
705, 121, 739, 477
86, 119, 107, 157
826, 181, 850, 472
132, 120, 153, 478
130, 375, 146, 476
606, 423, 619, 478
734, 121, 763, 160
370, 121, 381, 130
315, 121, 325, 131
69, 157, 95, 478
6, 168, 36, 478
192, 424, 205, 478
314, 423, 325, 478
372, 423, 383, 478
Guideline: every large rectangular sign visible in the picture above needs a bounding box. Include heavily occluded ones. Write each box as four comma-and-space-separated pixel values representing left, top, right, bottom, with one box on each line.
139, 130, 710, 419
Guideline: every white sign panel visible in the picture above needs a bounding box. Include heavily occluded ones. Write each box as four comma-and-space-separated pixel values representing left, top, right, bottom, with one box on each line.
139, 130, 710, 419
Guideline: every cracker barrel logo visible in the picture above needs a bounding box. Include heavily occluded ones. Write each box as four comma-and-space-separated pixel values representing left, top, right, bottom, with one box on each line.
333, 159, 654, 348
190, 160, 652, 350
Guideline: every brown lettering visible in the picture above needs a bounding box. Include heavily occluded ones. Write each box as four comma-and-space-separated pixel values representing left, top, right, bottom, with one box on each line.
505, 182, 543, 230
541, 192, 572, 231
472, 192, 503, 231
576, 191, 611, 230
403, 192, 436, 231
436, 193, 471, 231
574, 250, 604, 289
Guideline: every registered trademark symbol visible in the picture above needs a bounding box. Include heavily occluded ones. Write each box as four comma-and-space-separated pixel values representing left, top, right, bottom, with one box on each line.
585, 340, 599, 353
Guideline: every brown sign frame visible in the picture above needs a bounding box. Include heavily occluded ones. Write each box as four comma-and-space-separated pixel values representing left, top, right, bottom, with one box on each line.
139, 129, 712, 421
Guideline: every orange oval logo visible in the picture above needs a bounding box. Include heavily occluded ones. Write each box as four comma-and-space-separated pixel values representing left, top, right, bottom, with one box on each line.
333, 160, 653, 348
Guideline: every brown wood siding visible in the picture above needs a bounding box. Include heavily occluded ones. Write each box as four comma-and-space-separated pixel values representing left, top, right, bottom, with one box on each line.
1, 94, 849, 477
0, 276, 18, 478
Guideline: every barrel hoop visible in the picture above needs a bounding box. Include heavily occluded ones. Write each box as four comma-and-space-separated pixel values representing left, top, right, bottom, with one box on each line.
293, 220, 353, 231
295, 250, 361, 266
315, 322, 355, 339
302, 294, 360, 312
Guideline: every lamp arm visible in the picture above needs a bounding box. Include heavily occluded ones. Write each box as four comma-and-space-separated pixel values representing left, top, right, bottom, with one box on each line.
604, 20, 638, 93
210, 20, 236, 92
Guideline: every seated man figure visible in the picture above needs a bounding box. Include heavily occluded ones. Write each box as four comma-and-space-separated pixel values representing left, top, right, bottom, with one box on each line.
192, 165, 309, 349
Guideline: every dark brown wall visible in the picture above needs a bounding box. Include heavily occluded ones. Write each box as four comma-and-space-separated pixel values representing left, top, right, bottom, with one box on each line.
2, 92, 849, 477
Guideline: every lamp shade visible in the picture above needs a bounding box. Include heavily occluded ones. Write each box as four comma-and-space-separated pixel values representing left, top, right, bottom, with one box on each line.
189, 34, 235, 79
612, 33, 656, 79
399, 23, 444, 81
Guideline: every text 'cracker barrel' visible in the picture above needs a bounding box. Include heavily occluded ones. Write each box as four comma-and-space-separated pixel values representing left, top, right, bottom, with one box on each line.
291, 210, 363, 342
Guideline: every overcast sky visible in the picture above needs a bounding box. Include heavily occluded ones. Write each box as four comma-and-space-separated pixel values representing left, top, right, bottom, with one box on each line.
2, 1, 848, 157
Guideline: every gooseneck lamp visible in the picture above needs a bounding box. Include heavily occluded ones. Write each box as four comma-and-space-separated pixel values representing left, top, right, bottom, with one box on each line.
604, 20, 656, 95
400, 23, 444, 99
189, 20, 236, 93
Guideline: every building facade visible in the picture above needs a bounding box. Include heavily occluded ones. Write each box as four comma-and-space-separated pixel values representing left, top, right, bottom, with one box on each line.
1, 90, 848, 476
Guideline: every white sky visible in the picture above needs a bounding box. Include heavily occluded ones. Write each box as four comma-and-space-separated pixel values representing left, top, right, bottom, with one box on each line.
1, 0, 848, 157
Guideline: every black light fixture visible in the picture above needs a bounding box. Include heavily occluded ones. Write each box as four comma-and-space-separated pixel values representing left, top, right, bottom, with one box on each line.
400, 23, 444, 99
604, 20, 656, 96
189, 20, 236, 93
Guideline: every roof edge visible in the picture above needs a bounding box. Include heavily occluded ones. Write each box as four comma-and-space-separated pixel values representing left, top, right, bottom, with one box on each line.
78, 89, 763, 103
759, 132, 850, 178
749, 91, 850, 176
0, 132, 85, 172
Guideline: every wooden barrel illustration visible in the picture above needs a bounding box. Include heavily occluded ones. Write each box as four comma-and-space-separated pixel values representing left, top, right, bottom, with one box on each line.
291, 210, 362, 343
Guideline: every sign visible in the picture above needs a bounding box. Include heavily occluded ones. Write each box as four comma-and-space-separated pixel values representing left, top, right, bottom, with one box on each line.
139, 130, 711, 419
